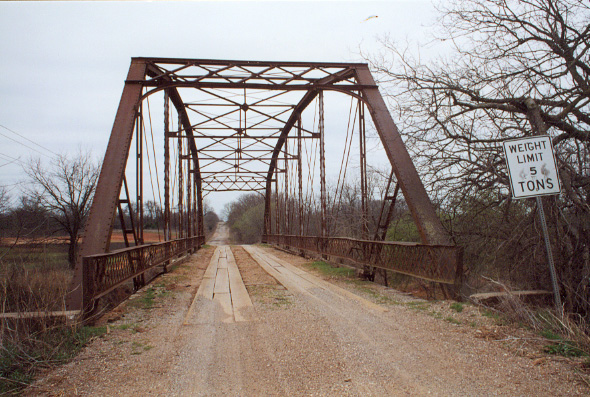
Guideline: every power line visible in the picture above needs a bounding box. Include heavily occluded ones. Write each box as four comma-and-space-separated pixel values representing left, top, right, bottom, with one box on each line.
0, 123, 59, 156
0, 130, 53, 159
0, 158, 19, 168
0, 151, 26, 166
0, 123, 58, 158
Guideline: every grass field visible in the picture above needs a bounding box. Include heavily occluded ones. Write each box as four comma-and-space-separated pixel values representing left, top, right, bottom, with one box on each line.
0, 244, 72, 313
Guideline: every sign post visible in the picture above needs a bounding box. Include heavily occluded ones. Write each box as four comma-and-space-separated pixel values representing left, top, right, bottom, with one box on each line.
503, 135, 562, 314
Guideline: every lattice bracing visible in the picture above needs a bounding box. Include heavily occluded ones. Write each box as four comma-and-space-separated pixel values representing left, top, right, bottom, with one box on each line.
68, 58, 461, 314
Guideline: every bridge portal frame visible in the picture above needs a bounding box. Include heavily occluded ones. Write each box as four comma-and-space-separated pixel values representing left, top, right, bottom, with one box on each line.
68, 58, 457, 312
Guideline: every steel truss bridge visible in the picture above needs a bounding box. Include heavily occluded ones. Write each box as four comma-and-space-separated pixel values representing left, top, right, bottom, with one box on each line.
67, 58, 463, 314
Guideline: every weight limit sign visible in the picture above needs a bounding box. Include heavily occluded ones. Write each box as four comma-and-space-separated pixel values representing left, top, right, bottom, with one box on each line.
502, 135, 561, 199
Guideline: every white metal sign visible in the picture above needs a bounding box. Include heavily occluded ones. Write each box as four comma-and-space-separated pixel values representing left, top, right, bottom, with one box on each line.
502, 135, 561, 199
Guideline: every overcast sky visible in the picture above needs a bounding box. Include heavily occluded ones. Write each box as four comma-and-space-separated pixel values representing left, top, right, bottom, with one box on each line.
0, 0, 436, 215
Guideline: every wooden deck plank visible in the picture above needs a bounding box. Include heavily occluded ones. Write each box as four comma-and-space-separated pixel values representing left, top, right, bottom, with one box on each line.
214, 267, 230, 295
226, 247, 255, 322
203, 247, 221, 279
184, 248, 220, 325
213, 292, 234, 323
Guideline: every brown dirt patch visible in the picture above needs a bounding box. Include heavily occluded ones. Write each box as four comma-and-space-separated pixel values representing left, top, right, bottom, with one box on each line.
1, 230, 167, 246
109, 230, 165, 243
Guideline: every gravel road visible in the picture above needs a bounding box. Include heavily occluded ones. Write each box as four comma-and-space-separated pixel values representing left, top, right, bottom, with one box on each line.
26, 224, 588, 395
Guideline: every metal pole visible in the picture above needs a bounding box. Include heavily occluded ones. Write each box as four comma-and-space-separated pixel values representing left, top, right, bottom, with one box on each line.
197, 183, 204, 237
192, 169, 197, 237
536, 197, 563, 314
359, 98, 369, 239
263, 183, 271, 240
275, 171, 279, 235
284, 145, 289, 235
187, 154, 192, 238
297, 116, 303, 237
319, 91, 327, 239
525, 97, 562, 315
178, 114, 184, 239
164, 91, 170, 242
136, 103, 144, 244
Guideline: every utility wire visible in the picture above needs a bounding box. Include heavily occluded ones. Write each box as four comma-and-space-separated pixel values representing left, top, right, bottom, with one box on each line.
0, 159, 19, 168
0, 124, 59, 157
0, 151, 26, 166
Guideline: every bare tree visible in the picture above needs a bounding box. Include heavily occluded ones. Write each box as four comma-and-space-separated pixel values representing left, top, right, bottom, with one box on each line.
366, 0, 590, 313
0, 187, 11, 243
143, 200, 162, 229
25, 151, 100, 267
0, 186, 9, 215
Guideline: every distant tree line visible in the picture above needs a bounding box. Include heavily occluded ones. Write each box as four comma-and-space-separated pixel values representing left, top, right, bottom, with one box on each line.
223, 170, 420, 245
115, 199, 217, 236
224, 193, 265, 244
1, 151, 219, 267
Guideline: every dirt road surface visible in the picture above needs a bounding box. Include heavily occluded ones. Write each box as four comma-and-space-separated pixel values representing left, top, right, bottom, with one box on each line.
27, 224, 587, 395
207, 222, 231, 246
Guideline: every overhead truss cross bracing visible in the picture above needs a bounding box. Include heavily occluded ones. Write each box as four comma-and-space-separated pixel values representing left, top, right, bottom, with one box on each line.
67, 58, 461, 313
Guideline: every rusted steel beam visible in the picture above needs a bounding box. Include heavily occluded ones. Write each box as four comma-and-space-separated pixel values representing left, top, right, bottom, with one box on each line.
178, 122, 184, 239
297, 116, 303, 237
68, 59, 148, 311
354, 66, 452, 245
359, 98, 369, 239
134, 56, 368, 68
189, 134, 319, 139
187, 154, 192, 238
319, 91, 327, 239
284, 144, 289, 234
374, 171, 400, 241
275, 171, 280, 234
137, 82, 376, 91
136, 105, 144, 244
164, 91, 171, 241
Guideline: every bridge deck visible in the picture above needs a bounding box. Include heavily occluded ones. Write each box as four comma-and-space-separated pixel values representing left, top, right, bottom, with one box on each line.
184, 245, 255, 324
27, 240, 585, 395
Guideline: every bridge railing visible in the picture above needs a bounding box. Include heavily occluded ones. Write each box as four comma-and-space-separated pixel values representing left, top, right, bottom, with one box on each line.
82, 236, 205, 305
264, 235, 462, 285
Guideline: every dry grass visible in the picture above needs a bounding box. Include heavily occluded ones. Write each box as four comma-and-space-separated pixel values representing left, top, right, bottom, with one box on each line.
0, 244, 106, 395
1, 264, 71, 313
474, 281, 590, 359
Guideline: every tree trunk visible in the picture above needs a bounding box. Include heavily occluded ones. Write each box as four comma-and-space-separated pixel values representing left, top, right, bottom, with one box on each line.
68, 234, 78, 268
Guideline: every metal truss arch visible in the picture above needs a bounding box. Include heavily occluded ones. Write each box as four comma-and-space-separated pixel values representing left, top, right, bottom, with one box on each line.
67, 57, 460, 314
144, 64, 205, 236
